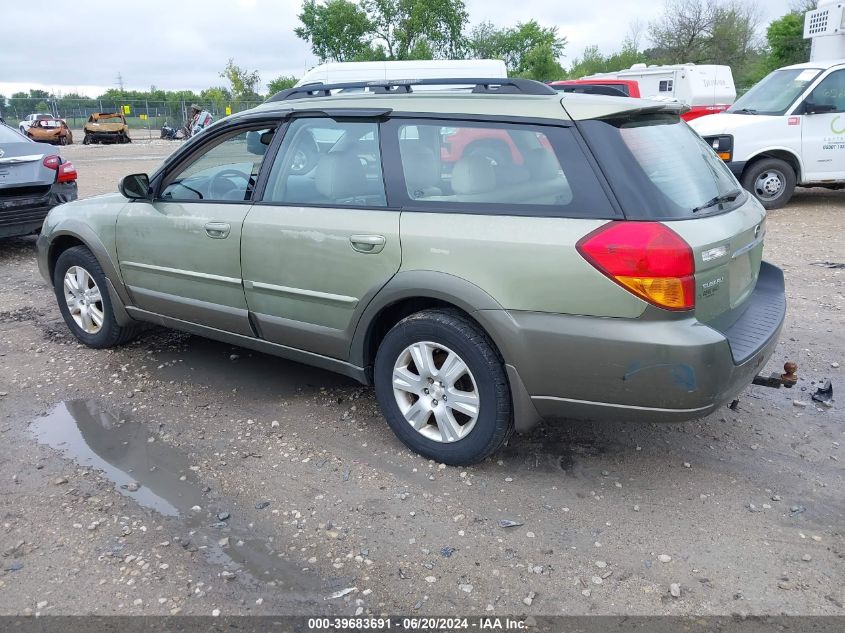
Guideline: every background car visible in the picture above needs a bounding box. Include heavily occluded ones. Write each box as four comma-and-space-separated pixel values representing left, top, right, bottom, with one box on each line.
26, 117, 73, 145
83, 112, 131, 144
19, 113, 57, 135
0, 123, 78, 238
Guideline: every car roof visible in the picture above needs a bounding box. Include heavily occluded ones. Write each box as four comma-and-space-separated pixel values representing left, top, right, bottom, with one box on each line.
248, 90, 683, 123
780, 59, 845, 70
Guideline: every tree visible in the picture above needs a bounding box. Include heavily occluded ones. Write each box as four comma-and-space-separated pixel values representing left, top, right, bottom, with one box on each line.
219, 58, 261, 100
467, 20, 566, 78
648, 0, 760, 66
567, 43, 649, 78
766, 12, 811, 69
295, 0, 372, 62
200, 87, 233, 112
267, 76, 298, 94
361, 0, 468, 60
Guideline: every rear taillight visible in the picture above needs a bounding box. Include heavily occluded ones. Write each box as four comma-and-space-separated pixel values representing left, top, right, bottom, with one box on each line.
42, 154, 77, 183
577, 222, 695, 311
57, 161, 77, 183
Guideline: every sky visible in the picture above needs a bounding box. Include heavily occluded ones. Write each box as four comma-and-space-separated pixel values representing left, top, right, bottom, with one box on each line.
0, 0, 796, 97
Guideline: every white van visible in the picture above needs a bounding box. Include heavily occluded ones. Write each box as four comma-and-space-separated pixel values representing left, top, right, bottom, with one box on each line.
581, 63, 736, 120
294, 59, 507, 88
691, 59, 845, 209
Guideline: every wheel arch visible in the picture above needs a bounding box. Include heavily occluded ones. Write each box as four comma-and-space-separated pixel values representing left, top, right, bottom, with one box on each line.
742, 148, 803, 183
43, 224, 134, 325
350, 271, 543, 433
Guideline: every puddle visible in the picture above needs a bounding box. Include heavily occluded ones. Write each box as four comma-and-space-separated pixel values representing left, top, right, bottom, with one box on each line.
152, 336, 354, 397
31, 400, 322, 591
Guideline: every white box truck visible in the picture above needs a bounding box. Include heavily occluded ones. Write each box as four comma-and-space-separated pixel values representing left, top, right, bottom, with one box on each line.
690, 0, 845, 209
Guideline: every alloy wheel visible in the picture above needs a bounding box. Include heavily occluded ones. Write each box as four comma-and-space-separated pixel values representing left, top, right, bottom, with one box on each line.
63, 266, 104, 334
391, 341, 480, 443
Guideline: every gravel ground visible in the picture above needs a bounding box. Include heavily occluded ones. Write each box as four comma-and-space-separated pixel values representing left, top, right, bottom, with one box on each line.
0, 140, 843, 617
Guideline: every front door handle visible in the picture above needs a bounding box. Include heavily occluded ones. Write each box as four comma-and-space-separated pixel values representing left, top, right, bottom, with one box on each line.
204, 222, 231, 239
349, 234, 386, 254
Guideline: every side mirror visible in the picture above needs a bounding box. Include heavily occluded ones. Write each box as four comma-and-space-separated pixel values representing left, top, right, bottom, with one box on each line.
119, 173, 151, 200
803, 100, 837, 115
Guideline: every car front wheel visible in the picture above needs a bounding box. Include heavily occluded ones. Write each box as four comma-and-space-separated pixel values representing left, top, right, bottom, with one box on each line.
374, 309, 513, 465
741, 158, 796, 210
53, 246, 138, 348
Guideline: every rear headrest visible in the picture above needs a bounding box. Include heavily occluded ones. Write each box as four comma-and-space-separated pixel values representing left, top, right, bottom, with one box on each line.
451, 155, 496, 195
524, 148, 560, 181
315, 152, 368, 201
401, 145, 440, 193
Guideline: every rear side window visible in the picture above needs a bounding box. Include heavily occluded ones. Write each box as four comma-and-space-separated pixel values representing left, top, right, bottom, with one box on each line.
579, 114, 742, 219
263, 117, 387, 208
384, 118, 617, 218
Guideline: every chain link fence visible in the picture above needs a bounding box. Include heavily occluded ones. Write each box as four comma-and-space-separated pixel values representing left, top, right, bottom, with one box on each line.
3, 98, 263, 140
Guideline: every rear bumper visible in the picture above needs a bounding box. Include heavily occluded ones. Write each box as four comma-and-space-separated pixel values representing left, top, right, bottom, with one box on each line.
0, 182, 78, 238
481, 262, 786, 428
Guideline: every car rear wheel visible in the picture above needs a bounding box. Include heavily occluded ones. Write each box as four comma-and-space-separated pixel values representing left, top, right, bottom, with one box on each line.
374, 309, 513, 465
53, 246, 139, 349
741, 158, 796, 210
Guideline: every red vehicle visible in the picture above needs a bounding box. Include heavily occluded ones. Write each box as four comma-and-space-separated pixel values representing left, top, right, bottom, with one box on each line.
550, 79, 641, 98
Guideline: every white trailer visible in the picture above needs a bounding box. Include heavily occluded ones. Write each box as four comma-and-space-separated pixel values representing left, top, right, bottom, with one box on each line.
581, 63, 736, 118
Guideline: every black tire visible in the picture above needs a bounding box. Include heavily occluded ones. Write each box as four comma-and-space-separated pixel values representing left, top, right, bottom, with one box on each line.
374, 309, 513, 465
53, 246, 138, 348
82, 134, 91, 145
741, 158, 796, 210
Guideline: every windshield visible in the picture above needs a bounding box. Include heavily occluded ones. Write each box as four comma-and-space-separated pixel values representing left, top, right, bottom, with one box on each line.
0, 124, 28, 143
580, 114, 742, 219
728, 68, 822, 115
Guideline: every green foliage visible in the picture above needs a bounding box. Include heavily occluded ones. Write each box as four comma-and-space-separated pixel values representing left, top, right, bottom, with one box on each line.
295, 0, 372, 62
219, 58, 261, 100
295, 0, 468, 62
200, 87, 233, 112
766, 12, 811, 70
267, 76, 299, 94
467, 20, 566, 79
361, 0, 468, 59
647, 0, 760, 67
567, 44, 648, 78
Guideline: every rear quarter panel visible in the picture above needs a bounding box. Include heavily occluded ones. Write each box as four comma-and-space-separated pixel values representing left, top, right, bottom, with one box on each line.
399, 213, 647, 317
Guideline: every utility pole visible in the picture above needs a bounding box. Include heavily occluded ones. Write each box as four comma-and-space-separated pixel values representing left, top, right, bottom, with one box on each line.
116, 72, 125, 93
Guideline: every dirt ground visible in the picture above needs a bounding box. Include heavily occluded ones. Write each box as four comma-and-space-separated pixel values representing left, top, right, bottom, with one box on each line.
0, 139, 842, 618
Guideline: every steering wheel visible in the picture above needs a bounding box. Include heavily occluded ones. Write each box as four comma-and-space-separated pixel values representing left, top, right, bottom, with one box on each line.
209, 169, 251, 200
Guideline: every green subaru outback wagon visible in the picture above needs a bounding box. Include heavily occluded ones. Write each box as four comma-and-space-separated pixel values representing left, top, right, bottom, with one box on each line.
37, 78, 786, 465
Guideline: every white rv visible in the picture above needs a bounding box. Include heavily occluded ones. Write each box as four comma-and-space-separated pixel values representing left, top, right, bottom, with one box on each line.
580, 63, 736, 120
294, 59, 507, 88
691, 0, 845, 209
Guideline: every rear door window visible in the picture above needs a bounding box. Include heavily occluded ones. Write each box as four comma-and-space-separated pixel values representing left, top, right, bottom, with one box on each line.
383, 118, 618, 218
263, 118, 387, 208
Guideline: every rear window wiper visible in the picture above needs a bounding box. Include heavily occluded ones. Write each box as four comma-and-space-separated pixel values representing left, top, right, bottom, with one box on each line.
691, 190, 742, 213
731, 108, 757, 115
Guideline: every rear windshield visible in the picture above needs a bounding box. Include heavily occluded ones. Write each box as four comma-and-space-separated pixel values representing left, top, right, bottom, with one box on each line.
0, 125, 27, 143
579, 114, 742, 219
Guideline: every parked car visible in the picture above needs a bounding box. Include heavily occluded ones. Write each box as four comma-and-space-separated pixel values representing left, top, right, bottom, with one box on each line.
0, 123, 77, 238
19, 113, 56, 135
691, 59, 845, 209
26, 117, 73, 145
83, 113, 130, 144
36, 78, 784, 465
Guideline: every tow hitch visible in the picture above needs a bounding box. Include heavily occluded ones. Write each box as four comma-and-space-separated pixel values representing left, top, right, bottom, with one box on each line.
752, 362, 798, 389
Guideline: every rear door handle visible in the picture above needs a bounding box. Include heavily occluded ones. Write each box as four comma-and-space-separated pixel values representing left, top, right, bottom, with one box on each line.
349, 234, 386, 254
204, 222, 231, 239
